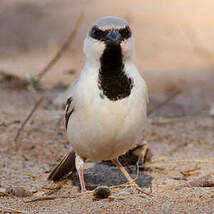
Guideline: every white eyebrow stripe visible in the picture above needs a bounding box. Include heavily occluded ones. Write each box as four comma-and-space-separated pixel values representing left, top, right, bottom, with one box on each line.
97, 25, 127, 31
93, 16, 129, 30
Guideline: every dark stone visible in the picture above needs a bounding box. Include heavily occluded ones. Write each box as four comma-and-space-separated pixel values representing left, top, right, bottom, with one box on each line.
93, 186, 111, 199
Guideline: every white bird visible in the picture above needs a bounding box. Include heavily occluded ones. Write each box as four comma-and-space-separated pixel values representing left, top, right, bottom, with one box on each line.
48, 16, 148, 192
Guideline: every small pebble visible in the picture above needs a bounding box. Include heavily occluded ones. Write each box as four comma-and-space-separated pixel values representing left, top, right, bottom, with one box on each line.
93, 186, 111, 199
6, 186, 32, 197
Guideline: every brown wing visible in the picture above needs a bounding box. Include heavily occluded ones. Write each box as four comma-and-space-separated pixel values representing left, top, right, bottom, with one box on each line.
48, 150, 76, 181
65, 97, 74, 130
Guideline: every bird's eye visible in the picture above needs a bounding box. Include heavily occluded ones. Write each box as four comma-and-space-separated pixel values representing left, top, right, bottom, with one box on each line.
119, 26, 132, 39
90, 26, 106, 40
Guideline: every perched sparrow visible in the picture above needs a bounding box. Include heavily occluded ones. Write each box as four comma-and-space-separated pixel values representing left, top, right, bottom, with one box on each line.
48, 16, 148, 192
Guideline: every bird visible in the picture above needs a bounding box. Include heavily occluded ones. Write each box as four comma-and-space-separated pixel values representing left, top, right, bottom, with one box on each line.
48, 16, 148, 192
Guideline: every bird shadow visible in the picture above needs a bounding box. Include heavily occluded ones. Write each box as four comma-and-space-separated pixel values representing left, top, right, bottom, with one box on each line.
69, 162, 153, 191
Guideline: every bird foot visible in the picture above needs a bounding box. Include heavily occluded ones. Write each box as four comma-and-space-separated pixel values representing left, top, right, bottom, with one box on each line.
128, 181, 152, 196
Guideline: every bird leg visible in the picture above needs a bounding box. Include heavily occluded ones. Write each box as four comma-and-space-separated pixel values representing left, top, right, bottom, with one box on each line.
112, 158, 134, 183
112, 158, 148, 194
75, 154, 86, 192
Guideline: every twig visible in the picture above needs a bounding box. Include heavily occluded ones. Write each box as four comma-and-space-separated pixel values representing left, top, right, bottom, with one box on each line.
37, 14, 84, 81
0, 206, 30, 214
0, 120, 20, 127
151, 114, 214, 126
175, 174, 214, 190
24, 194, 73, 203
14, 97, 43, 142
45, 184, 62, 195
24, 191, 91, 203
145, 158, 214, 169
180, 166, 200, 177
148, 90, 181, 117
109, 182, 152, 196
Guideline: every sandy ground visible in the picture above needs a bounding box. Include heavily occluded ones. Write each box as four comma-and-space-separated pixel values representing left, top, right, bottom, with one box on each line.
0, 77, 214, 214
0, 0, 214, 213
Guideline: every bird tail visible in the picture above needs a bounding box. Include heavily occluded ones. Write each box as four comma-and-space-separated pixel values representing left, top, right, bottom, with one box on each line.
48, 150, 76, 182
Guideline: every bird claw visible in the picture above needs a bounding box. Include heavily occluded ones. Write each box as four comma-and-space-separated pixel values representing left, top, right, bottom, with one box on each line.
128, 181, 152, 196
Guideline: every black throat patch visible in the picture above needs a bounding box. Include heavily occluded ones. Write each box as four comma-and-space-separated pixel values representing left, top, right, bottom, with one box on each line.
98, 44, 133, 101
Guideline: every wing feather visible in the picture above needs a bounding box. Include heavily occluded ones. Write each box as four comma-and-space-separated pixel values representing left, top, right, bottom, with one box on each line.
65, 97, 74, 130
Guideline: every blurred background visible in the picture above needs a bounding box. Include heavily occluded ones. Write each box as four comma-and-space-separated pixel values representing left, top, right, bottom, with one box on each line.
1, 2, 214, 212
0, 0, 214, 115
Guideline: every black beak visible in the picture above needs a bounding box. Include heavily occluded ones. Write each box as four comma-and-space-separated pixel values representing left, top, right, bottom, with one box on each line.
105, 30, 121, 45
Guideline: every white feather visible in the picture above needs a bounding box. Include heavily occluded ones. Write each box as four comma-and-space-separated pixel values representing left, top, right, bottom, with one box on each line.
66, 17, 148, 161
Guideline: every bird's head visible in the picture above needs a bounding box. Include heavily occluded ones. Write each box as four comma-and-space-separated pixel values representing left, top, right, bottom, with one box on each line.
84, 17, 135, 63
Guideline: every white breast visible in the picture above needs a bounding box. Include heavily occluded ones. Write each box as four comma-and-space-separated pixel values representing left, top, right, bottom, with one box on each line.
67, 62, 148, 161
